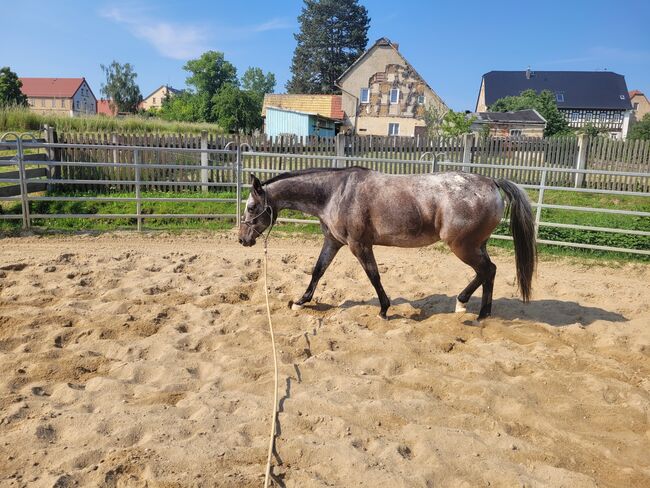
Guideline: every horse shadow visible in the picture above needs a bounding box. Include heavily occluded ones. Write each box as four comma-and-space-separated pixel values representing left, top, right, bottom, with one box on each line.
337, 294, 627, 327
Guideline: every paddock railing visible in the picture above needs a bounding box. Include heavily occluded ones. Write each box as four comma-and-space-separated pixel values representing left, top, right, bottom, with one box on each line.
1, 133, 648, 256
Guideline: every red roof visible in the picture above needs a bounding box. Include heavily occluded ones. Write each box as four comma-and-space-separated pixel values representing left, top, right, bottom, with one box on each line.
330, 95, 344, 120
19, 77, 87, 98
97, 99, 117, 116
629, 90, 644, 98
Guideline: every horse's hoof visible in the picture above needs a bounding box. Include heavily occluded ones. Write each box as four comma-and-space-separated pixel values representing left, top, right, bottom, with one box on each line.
378, 312, 388, 321
291, 302, 304, 311
455, 299, 467, 313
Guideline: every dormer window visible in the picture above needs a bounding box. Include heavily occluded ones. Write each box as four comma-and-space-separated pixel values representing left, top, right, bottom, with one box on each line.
619, 95, 625, 100
556, 93, 564, 103
360, 88, 369, 103
389, 89, 400, 104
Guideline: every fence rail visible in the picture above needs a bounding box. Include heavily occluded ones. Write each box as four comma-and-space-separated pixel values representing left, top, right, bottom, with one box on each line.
0, 134, 648, 256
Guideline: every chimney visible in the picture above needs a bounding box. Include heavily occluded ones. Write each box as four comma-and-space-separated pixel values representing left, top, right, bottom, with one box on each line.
526, 67, 531, 80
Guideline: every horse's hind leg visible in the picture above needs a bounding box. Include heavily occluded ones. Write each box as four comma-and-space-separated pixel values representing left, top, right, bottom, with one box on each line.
292, 237, 342, 310
452, 241, 496, 320
349, 241, 390, 319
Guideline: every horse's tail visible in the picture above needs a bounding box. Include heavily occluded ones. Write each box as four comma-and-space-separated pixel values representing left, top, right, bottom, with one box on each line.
495, 179, 537, 302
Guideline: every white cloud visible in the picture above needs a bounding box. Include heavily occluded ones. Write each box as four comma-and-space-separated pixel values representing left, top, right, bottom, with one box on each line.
251, 18, 292, 33
100, 5, 291, 60
100, 6, 209, 60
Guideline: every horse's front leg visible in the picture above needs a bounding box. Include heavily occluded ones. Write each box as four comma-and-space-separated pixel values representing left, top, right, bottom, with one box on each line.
349, 241, 390, 319
292, 237, 342, 310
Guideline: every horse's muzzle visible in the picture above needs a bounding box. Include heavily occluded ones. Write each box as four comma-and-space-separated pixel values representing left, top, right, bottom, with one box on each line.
239, 237, 256, 247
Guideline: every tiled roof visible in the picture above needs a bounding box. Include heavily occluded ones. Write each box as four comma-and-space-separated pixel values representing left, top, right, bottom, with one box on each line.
19, 77, 87, 98
481, 71, 632, 110
262, 94, 344, 120
97, 99, 116, 116
629, 90, 644, 98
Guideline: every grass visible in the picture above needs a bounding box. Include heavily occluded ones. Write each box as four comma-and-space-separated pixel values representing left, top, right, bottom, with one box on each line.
0, 106, 223, 134
0, 187, 648, 262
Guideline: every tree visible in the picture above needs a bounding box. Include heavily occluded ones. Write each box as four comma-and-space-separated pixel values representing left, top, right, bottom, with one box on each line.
241, 67, 276, 99
184, 51, 238, 99
441, 110, 476, 137
287, 0, 370, 94
211, 84, 262, 133
0, 67, 27, 107
628, 113, 650, 140
489, 89, 569, 137
158, 91, 211, 123
578, 122, 602, 138
424, 104, 445, 137
100, 61, 142, 113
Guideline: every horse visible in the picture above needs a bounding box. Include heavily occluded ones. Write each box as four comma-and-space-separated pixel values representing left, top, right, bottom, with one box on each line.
238, 167, 536, 320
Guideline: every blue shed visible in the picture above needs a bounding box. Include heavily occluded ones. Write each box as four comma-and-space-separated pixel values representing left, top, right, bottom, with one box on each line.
265, 106, 337, 138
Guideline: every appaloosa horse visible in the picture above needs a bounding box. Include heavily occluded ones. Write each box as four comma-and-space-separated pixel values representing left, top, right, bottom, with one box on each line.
238, 167, 536, 320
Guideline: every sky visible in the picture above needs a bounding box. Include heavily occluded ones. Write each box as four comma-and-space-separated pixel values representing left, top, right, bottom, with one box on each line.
2, 0, 649, 111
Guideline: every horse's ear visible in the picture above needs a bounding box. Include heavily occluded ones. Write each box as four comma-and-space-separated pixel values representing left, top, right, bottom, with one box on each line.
250, 175, 264, 199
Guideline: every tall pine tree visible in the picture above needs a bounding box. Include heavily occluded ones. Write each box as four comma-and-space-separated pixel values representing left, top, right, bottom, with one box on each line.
287, 0, 370, 94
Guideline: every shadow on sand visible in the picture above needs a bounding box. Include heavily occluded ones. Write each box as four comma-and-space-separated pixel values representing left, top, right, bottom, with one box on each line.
331, 294, 628, 327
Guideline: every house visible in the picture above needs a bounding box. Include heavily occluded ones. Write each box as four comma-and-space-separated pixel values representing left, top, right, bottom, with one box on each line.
336, 37, 447, 137
140, 85, 180, 111
476, 70, 633, 139
19, 77, 96, 116
261, 94, 344, 137
629, 90, 650, 121
471, 109, 547, 138
97, 99, 117, 116
264, 107, 337, 138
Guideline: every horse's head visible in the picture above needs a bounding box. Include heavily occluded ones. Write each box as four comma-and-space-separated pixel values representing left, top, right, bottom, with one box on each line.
238, 175, 274, 247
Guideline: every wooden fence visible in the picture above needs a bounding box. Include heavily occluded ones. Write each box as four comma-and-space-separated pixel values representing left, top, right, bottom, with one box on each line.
45, 131, 650, 192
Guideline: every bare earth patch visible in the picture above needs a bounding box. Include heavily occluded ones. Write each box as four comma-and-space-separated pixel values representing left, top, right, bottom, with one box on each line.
0, 232, 648, 487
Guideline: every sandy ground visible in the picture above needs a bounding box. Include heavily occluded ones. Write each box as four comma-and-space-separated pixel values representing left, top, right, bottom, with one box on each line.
0, 232, 648, 488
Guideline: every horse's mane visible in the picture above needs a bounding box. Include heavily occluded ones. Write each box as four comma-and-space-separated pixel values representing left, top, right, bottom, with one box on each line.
262, 166, 368, 186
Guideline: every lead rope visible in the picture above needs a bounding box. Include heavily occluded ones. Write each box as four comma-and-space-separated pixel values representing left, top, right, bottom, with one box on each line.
261, 208, 278, 488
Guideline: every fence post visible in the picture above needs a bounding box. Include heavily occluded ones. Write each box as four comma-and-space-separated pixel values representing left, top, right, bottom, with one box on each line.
44, 125, 60, 192
236, 144, 242, 227
574, 134, 588, 188
16, 136, 31, 230
133, 149, 142, 231
534, 168, 547, 240
200, 130, 209, 193
335, 133, 346, 168
462, 132, 474, 172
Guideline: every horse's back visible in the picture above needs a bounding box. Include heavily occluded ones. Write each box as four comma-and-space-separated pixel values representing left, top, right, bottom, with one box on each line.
342, 171, 504, 247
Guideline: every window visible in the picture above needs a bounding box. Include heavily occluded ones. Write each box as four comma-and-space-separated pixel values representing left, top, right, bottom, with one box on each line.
389, 89, 399, 104
51, 98, 55, 108
509, 129, 522, 137
599, 112, 607, 122
556, 93, 564, 103
619, 95, 625, 100
571, 111, 579, 122
61, 99, 65, 108
417, 94, 425, 104
153, 97, 157, 104
388, 123, 399, 136
76, 101, 80, 109
40, 99, 45, 107
359, 88, 369, 103
634, 102, 639, 110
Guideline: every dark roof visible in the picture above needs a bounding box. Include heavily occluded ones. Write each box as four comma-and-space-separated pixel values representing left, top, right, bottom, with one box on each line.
476, 109, 546, 124
481, 71, 632, 110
